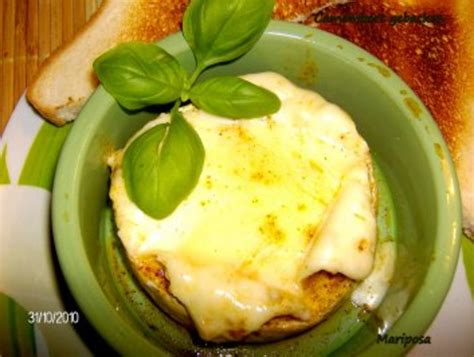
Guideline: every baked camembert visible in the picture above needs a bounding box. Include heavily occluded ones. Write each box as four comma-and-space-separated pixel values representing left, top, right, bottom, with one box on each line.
108, 72, 377, 342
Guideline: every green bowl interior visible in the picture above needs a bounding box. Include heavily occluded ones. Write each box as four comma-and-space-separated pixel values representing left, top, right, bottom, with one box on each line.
52, 21, 461, 355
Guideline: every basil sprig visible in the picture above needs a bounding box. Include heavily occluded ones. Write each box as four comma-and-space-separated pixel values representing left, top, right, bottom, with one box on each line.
183, 0, 275, 79
93, 43, 188, 110
93, 0, 279, 219
190, 76, 280, 118
123, 103, 204, 219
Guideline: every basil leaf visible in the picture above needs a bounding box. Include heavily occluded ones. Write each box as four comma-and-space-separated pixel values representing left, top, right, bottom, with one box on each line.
123, 107, 205, 219
93, 42, 187, 110
189, 76, 281, 118
183, 0, 275, 72
122, 124, 168, 217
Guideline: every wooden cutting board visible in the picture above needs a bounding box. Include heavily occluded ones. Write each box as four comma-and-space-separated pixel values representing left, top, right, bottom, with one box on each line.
0, 0, 101, 133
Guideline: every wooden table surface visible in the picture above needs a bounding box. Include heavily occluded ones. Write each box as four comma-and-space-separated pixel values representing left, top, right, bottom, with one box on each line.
0, 0, 102, 133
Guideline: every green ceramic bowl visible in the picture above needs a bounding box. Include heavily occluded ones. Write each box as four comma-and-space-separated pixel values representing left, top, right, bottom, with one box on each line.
52, 21, 461, 355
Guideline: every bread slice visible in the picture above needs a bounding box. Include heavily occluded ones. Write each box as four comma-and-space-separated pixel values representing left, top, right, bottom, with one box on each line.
453, 3, 474, 237
107, 130, 377, 342
302, 0, 474, 237
130, 254, 354, 343
26, 0, 188, 125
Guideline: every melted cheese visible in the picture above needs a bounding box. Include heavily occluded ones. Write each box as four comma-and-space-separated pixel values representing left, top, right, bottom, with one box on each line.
109, 72, 377, 341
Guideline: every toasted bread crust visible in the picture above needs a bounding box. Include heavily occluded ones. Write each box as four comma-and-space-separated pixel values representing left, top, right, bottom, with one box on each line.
26, 0, 117, 125
131, 256, 193, 328
305, 0, 474, 236
248, 272, 353, 342
130, 255, 353, 342
26, 0, 189, 125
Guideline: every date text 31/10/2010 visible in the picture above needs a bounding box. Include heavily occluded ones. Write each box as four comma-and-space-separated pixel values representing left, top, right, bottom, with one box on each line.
27, 311, 79, 324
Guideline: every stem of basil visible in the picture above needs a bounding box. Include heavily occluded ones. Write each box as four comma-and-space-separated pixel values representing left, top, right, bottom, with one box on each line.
188, 64, 206, 87
171, 100, 182, 117
181, 64, 205, 103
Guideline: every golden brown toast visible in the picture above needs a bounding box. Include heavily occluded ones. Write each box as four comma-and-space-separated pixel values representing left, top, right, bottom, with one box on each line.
303, 0, 474, 236
26, 0, 188, 125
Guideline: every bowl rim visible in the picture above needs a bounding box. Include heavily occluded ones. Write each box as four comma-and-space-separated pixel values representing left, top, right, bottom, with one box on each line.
52, 20, 461, 355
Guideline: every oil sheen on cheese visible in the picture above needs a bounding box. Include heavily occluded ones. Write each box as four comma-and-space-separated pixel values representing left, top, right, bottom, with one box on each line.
109, 72, 377, 341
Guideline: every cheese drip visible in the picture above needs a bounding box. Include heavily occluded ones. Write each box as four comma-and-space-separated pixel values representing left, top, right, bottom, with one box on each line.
109, 72, 376, 341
